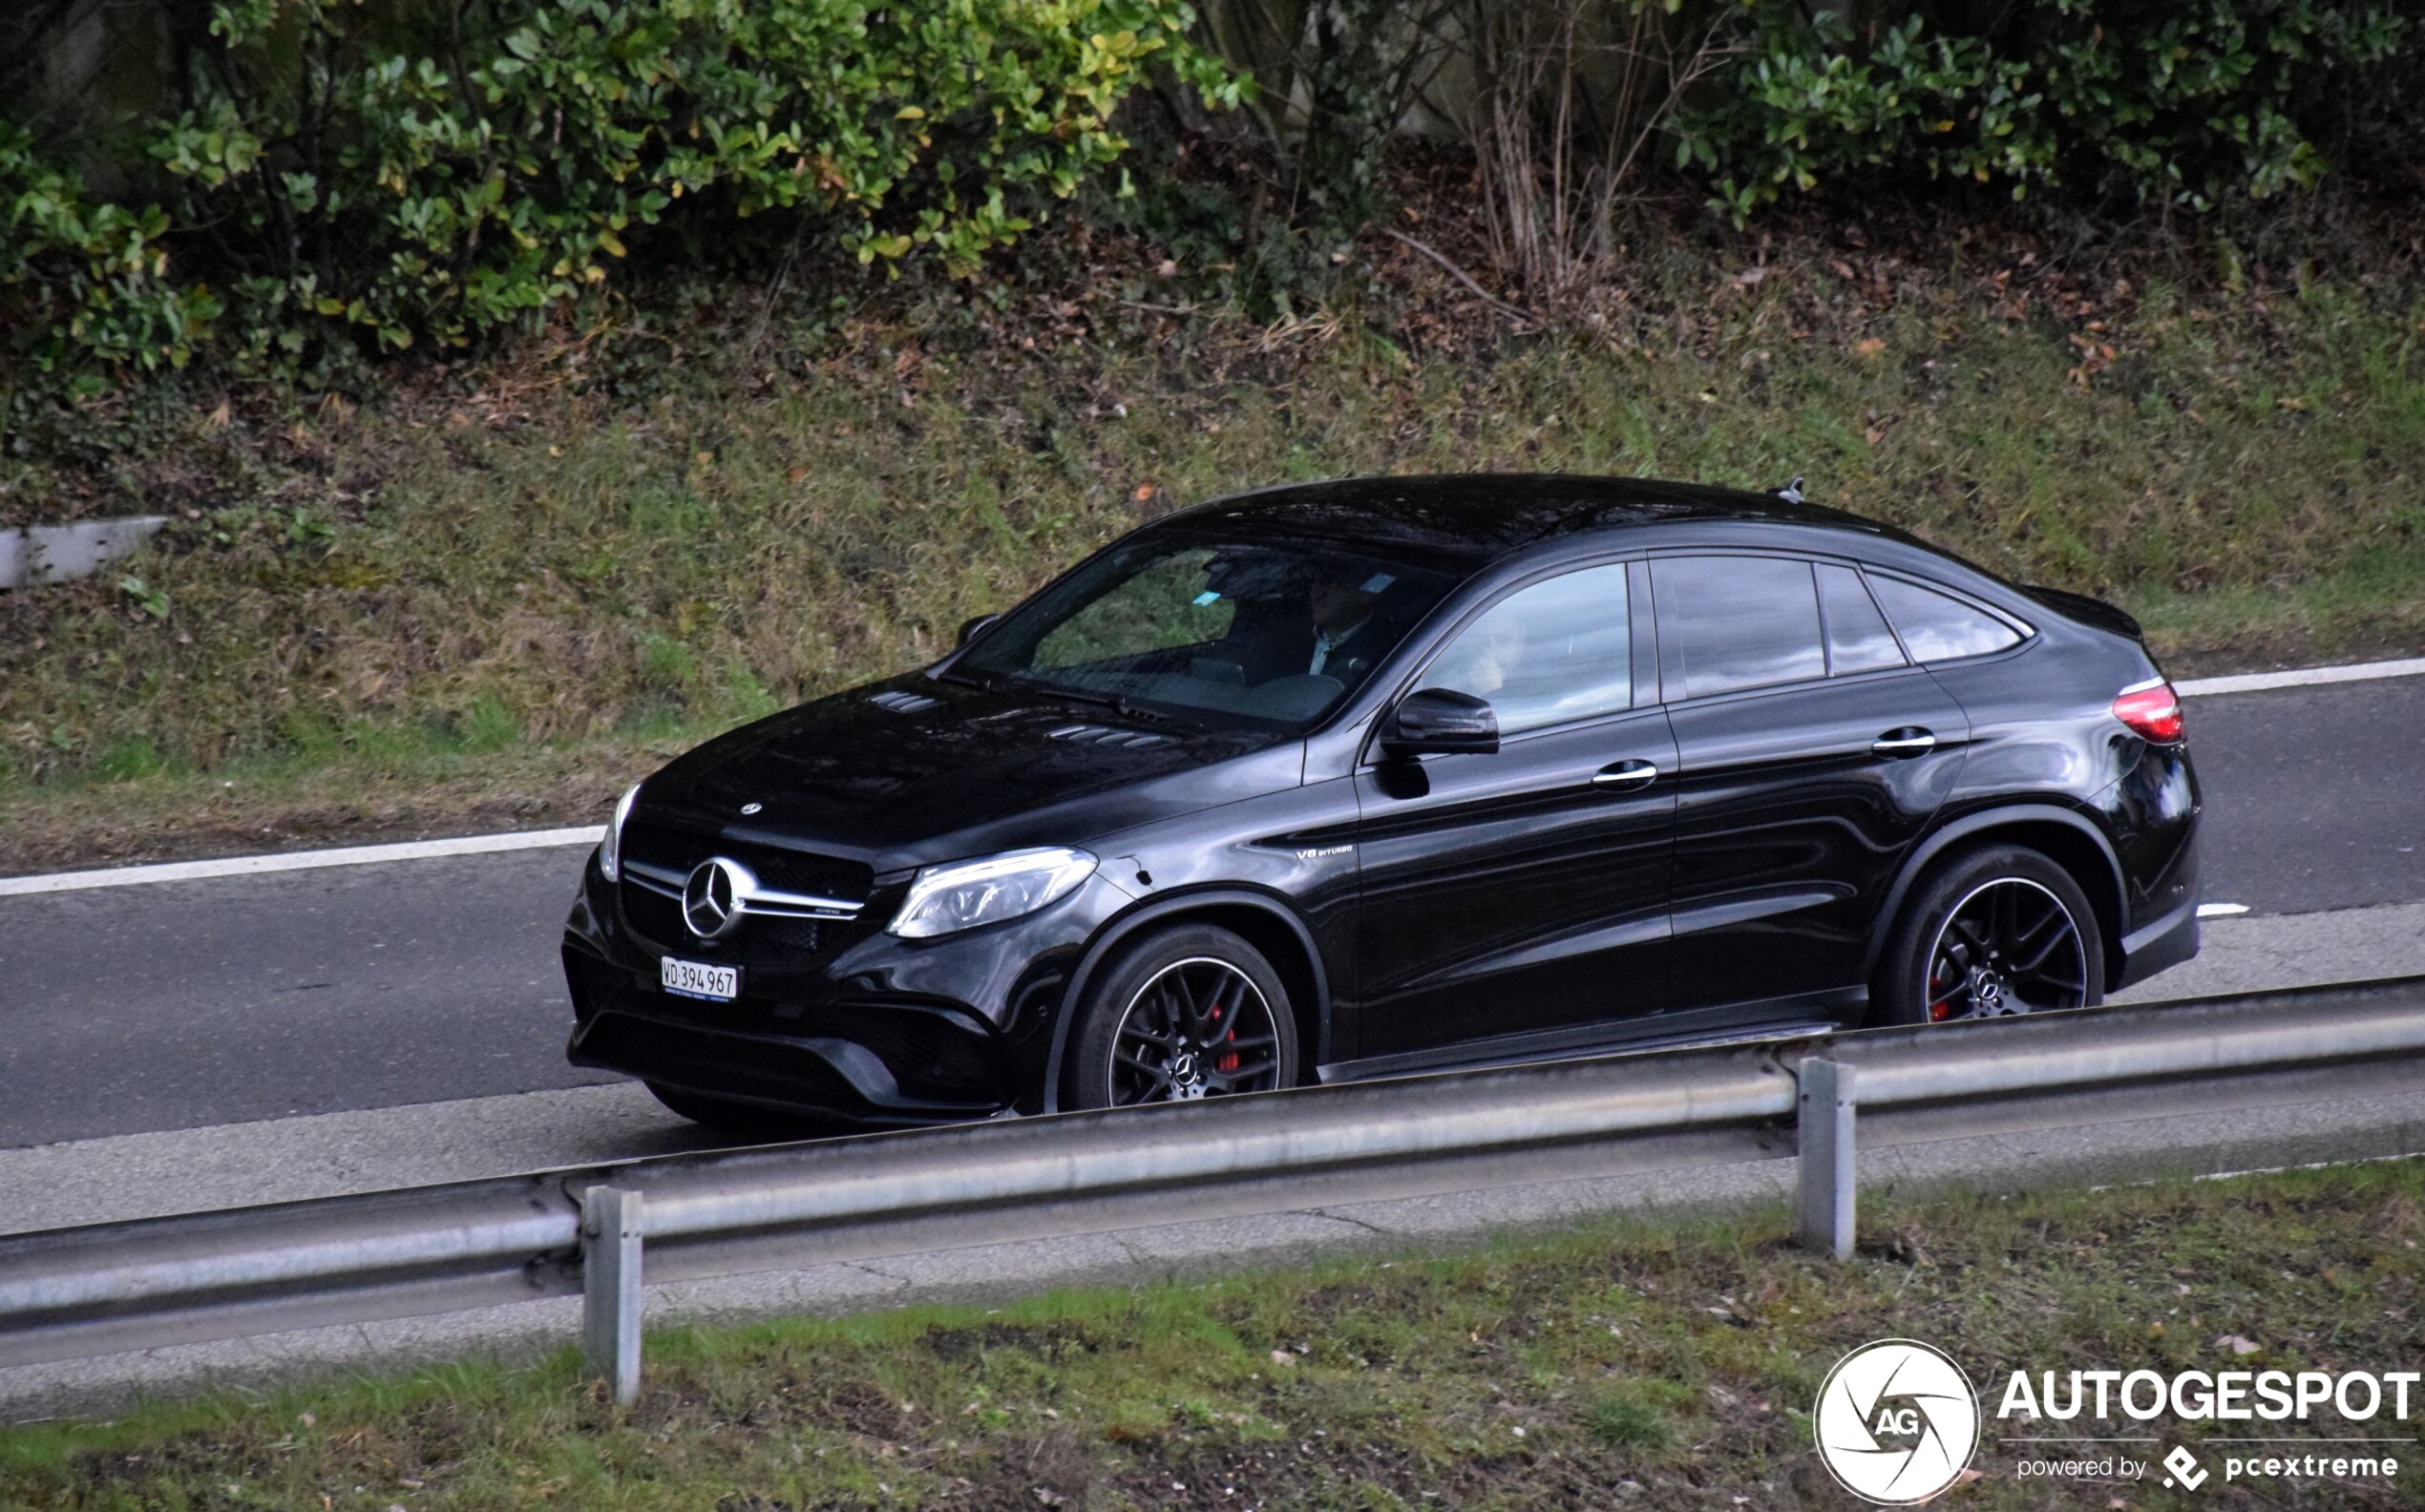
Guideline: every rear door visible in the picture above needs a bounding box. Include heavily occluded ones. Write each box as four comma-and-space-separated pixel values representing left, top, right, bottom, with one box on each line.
1352, 558, 1678, 1062
1653, 555, 1970, 1014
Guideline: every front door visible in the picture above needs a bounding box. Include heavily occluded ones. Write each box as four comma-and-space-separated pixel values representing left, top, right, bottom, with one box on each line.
1352, 559, 1678, 1063
1652, 555, 1970, 1014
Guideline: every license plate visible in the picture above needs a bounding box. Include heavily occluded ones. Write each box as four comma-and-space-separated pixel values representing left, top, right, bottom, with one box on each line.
661, 956, 741, 1002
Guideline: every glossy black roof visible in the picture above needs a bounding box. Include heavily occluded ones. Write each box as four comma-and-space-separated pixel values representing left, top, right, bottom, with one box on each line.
1163, 473, 1904, 573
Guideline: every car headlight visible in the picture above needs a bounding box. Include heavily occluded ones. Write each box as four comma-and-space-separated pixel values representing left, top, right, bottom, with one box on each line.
599, 782, 642, 883
888, 847, 1097, 939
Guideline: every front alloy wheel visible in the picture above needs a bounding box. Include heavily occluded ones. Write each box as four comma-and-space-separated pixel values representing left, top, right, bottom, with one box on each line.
1067, 924, 1300, 1109
1109, 957, 1285, 1103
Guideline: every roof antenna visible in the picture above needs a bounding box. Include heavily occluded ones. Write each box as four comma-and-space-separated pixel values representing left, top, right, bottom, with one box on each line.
1775, 475, 1805, 504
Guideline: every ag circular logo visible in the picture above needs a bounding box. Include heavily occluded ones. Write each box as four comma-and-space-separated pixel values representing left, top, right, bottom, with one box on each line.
1814, 1339, 1980, 1504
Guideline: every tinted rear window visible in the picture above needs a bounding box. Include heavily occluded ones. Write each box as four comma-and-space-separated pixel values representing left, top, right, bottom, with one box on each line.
1654, 556, 1826, 699
1866, 575, 2025, 662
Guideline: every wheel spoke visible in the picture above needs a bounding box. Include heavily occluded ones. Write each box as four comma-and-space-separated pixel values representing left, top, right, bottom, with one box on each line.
1208, 1056, 1278, 1091
1116, 1020, 1179, 1051
1944, 916, 1991, 963
2010, 914, 2077, 976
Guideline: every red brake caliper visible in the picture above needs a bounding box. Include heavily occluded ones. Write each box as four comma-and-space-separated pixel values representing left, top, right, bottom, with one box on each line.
1210, 995, 1239, 1072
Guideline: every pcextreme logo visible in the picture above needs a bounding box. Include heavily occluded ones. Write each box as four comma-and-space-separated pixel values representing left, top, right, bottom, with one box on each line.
1814, 1339, 1981, 1504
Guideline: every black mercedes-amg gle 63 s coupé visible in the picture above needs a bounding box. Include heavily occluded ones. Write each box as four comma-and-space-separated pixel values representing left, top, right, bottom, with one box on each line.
562, 474, 2201, 1132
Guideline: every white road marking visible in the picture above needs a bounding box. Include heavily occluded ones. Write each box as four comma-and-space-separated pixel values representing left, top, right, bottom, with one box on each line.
0, 826, 604, 897
0, 655, 2418, 897
2176, 656, 2425, 698
2197, 903, 2250, 918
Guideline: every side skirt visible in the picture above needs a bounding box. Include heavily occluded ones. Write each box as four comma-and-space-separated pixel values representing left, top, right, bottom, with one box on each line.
1316, 990, 1862, 1084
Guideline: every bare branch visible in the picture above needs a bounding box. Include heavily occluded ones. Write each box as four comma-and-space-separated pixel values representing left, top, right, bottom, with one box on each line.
1386, 229, 1529, 321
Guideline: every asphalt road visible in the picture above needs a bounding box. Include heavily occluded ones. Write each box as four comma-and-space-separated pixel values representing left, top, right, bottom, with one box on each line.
1, 677, 2420, 1152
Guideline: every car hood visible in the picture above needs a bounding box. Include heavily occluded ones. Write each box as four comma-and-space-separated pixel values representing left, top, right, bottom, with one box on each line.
635, 676, 1301, 872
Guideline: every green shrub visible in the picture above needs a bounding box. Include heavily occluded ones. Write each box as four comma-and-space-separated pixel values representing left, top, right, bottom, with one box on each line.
1678, 0, 2409, 221
0, 122, 225, 388
3, 0, 1240, 392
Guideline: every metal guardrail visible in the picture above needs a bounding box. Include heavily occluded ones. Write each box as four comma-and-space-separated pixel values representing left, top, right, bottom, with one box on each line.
4, 976, 2424, 1402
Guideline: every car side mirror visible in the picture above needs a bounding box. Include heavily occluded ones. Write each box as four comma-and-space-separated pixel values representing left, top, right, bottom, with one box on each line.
1381, 687, 1500, 758
957, 613, 1002, 648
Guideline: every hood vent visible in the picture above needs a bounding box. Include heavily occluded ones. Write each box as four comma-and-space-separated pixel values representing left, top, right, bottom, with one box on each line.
869, 689, 941, 714
1049, 723, 1175, 750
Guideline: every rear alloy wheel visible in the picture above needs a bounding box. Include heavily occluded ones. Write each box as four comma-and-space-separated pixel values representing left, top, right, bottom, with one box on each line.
1874, 845, 2104, 1026
1067, 925, 1298, 1109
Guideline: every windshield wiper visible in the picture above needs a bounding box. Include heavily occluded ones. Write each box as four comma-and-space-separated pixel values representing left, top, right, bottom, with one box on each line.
1008, 677, 1172, 724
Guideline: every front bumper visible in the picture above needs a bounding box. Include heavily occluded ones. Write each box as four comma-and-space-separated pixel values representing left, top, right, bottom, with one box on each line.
561, 850, 1107, 1124
565, 976, 1013, 1124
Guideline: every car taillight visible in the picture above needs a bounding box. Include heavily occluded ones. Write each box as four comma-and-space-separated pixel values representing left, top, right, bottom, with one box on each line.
2112, 681, 2183, 744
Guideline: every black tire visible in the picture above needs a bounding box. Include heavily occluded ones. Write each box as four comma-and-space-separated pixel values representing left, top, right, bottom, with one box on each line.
644, 1082, 843, 1142
1065, 924, 1301, 1110
1871, 843, 2105, 1026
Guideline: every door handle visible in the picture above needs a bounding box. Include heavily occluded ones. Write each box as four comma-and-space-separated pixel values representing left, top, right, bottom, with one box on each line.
1872, 728, 1937, 757
1592, 759, 1659, 791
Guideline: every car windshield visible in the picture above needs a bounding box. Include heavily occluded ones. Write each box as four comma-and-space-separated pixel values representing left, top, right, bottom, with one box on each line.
952, 533, 1466, 728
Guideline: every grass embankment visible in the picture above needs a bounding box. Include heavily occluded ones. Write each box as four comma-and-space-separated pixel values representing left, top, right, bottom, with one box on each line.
4, 1161, 2419, 1509
3, 246, 2421, 873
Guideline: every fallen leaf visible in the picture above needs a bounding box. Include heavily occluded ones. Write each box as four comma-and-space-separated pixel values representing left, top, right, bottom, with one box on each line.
2214, 1333, 2261, 1355
1855, 338, 1887, 357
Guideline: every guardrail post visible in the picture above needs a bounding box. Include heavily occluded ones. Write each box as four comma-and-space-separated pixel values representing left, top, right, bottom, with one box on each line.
1796, 1059, 1856, 1261
582, 1186, 643, 1404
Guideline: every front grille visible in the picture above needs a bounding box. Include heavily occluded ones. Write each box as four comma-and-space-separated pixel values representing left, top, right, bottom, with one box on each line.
618, 878, 840, 961
621, 820, 873, 904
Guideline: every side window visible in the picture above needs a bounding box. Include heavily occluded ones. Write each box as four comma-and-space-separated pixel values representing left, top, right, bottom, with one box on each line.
1816, 563, 1908, 675
1420, 562, 1632, 733
1866, 574, 2025, 662
1653, 556, 1826, 700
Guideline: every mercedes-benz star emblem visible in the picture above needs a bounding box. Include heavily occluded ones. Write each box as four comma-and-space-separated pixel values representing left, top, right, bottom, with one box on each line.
739, 802, 762, 815
682, 857, 752, 940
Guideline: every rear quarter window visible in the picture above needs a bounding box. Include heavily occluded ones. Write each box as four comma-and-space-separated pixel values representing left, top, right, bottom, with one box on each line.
1866, 575, 2026, 662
